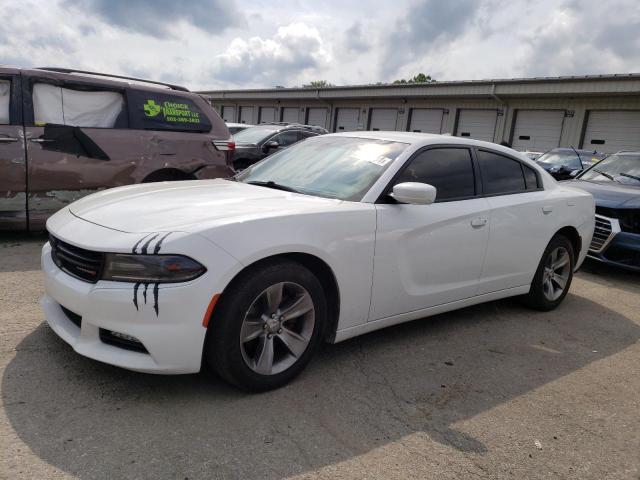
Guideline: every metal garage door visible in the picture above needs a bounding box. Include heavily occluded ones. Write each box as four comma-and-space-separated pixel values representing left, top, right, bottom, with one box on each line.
239, 106, 254, 124
335, 108, 360, 132
369, 108, 398, 131
408, 109, 443, 133
221, 106, 236, 122
456, 109, 498, 142
582, 110, 640, 153
281, 107, 299, 123
258, 107, 276, 123
306, 108, 327, 128
512, 110, 565, 152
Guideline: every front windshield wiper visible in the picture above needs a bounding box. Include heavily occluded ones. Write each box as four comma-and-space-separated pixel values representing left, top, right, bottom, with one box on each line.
246, 180, 301, 194
618, 172, 640, 182
593, 169, 617, 181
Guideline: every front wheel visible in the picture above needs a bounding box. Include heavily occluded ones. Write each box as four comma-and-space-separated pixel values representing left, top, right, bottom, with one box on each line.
204, 260, 326, 391
523, 234, 575, 311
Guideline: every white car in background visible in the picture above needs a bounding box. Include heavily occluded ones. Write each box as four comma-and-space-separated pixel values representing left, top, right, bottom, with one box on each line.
42, 132, 595, 391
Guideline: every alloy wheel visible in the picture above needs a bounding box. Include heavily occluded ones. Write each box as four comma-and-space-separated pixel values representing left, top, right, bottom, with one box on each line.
542, 246, 571, 301
239, 282, 315, 375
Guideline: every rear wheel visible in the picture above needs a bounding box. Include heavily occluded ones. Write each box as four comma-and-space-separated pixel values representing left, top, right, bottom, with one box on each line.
523, 234, 575, 311
205, 260, 326, 391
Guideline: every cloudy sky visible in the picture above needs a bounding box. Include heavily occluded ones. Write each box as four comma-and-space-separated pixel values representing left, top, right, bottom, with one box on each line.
1, 0, 639, 90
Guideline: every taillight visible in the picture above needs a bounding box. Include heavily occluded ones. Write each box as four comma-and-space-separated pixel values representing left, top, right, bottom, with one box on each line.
213, 138, 235, 151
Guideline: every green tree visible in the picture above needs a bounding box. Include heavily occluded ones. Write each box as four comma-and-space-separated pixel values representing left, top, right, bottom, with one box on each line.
303, 80, 333, 88
392, 73, 434, 84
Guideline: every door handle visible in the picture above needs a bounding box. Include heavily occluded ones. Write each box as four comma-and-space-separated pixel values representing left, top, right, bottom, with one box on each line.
542, 205, 553, 214
0, 137, 18, 143
29, 138, 56, 143
471, 217, 488, 228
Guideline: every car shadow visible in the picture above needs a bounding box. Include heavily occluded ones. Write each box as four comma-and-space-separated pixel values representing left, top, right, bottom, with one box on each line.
579, 258, 640, 295
3, 294, 639, 479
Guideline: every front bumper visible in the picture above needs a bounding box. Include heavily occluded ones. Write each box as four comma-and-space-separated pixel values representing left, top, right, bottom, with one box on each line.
41, 212, 242, 374
587, 214, 640, 272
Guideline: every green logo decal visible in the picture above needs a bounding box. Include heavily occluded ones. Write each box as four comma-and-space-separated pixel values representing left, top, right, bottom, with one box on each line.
143, 99, 162, 117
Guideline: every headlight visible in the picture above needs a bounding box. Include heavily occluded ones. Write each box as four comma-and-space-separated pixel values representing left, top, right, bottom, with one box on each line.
102, 254, 206, 283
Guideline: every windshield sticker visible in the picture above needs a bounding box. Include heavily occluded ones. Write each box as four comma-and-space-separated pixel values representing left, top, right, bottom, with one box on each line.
143, 99, 202, 125
368, 155, 393, 167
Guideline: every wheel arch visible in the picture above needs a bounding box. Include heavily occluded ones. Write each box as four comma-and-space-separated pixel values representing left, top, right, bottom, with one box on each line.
208, 252, 341, 343
555, 225, 581, 259
142, 168, 196, 183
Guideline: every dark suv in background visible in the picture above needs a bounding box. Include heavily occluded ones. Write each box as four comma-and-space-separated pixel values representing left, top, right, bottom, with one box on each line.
231, 122, 327, 170
0, 66, 233, 231
567, 151, 640, 271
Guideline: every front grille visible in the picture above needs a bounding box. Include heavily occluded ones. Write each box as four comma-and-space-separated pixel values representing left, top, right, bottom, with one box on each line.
596, 207, 640, 235
50, 235, 104, 283
590, 215, 614, 252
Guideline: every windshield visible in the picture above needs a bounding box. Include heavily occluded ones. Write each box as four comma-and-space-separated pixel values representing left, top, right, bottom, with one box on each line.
236, 136, 408, 201
537, 151, 599, 169
233, 125, 279, 144
579, 153, 640, 185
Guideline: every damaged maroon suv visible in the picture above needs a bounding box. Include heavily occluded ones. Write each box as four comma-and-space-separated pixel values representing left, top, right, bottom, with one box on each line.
0, 66, 234, 231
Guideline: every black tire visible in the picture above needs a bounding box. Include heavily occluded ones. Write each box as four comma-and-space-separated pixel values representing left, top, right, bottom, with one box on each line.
204, 260, 327, 392
523, 234, 575, 311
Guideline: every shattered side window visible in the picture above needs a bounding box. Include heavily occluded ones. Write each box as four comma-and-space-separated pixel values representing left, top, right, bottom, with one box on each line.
0, 79, 9, 125
127, 89, 212, 132
33, 83, 125, 128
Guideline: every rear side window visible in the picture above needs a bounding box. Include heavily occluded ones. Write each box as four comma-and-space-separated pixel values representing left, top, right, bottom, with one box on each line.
523, 164, 540, 190
394, 148, 476, 201
0, 79, 9, 124
32, 83, 125, 128
128, 89, 211, 132
477, 150, 527, 195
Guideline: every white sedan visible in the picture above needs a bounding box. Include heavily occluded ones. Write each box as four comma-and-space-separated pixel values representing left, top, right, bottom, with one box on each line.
42, 132, 595, 391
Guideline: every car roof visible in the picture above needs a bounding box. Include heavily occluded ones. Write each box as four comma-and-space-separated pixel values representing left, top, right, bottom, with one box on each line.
327, 131, 519, 152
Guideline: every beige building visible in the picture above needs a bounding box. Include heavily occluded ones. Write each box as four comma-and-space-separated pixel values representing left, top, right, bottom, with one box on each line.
199, 74, 640, 153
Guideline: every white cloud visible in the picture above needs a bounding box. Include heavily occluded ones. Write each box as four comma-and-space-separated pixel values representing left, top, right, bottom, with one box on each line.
210, 22, 331, 87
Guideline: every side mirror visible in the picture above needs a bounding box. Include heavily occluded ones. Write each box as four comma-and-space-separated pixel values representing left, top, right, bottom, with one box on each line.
263, 140, 279, 152
569, 169, 581, 178
390, 182, 437, 205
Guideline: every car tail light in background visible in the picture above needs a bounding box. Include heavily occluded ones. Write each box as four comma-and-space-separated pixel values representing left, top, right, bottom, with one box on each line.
213, 138, 235, 152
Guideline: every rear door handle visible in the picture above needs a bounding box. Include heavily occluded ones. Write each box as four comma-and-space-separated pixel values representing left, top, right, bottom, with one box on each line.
471, 217, 488, 228
542, 205, 553, 214
29, 138, 56, 143
0, 137, 18, 143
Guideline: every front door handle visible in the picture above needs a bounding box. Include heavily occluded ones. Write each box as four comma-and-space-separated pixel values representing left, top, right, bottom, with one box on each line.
0, 136, 18, 143
542, 205, 553, 214
471, 217, 488, 228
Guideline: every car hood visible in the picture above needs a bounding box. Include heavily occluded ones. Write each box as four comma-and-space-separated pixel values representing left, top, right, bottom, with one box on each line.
565, 179, 640, 208
68, 179, 345, 233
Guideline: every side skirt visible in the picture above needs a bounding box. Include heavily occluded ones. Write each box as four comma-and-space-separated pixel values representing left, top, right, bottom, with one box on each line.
332, 285, 530, 343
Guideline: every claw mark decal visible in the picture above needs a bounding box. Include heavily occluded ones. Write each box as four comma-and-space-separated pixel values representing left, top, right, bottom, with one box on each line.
133, 283, 141, 310
131, 232, 174, 316
153, 283, 160, 316
153, 232, 172, 254
141, 234, 159, 254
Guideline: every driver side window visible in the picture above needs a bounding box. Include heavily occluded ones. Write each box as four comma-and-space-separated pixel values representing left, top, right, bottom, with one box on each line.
393, 148, 476, 201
